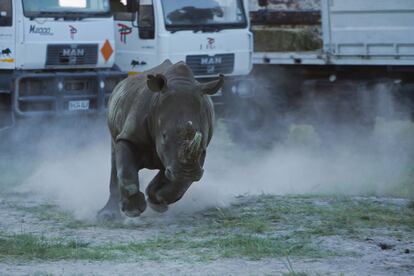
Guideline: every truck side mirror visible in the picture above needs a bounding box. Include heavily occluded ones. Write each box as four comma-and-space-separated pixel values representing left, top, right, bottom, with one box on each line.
137, 4, 155, 39
129, 0, 137, 21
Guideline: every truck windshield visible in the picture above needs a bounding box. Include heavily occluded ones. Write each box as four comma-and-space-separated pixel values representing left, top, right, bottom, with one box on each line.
23, 0, 110, 19
161, 0, 247, 31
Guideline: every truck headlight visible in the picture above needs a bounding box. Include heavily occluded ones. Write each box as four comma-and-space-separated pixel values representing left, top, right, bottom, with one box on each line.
237, 80, 253, 97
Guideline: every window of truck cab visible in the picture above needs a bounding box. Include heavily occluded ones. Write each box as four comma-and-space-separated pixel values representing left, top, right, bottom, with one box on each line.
0, 0, 12, 26
160, 0, 247, 31
22, 0, 111, 18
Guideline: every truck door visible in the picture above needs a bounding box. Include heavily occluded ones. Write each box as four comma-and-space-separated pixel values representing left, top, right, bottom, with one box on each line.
0, 0, 15, 70
112, 0, 157, 74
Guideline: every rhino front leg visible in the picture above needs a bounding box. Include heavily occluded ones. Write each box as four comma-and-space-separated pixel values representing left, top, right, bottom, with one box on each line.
146, 171, 169, 213
97, 143, 121, 221
146, 171, 192, 213
115, 140, 147, 217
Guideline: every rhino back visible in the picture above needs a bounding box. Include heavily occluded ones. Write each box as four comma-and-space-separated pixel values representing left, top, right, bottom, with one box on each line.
107, 76, 147, 143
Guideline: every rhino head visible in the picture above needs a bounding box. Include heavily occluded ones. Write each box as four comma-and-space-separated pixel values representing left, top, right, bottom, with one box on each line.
147, 62, 223, 183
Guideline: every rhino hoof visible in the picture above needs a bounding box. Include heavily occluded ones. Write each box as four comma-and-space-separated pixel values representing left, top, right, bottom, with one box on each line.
148, 201, 169, 213
121, 192, 147, 217
97, 208, 121, 222
123, 209, 144, 218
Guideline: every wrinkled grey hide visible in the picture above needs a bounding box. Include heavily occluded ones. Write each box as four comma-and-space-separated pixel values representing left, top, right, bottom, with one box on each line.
98, 60, 223, 219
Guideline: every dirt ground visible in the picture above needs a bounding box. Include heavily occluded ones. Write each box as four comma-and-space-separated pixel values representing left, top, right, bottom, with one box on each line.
0, 119, 413, 275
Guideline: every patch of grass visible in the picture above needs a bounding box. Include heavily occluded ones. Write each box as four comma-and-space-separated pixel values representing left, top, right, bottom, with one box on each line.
114, 233, 335, 261
197, 234, 334, 260
10, 203, 93, 229
194, 194, 414, 255
16, 204, 74, 223
0, 230, 336, 262
11, 202, 149, 230
201, 207, 272, 234
0, 233, 111, 261
258, 195, 414, 237
2, 195, 413, 262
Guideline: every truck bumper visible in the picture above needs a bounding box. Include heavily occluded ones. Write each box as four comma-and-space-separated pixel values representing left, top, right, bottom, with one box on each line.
13, 70, 127, 117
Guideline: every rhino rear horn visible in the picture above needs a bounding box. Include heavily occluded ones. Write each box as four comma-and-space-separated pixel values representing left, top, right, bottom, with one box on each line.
199, 74, 224, 96
147, 74, 168, 93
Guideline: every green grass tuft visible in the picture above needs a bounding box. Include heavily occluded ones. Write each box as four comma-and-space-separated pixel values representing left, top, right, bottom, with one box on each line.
202, 207, 272, 234
0, 233, 111, 261
198, 234, 334, 260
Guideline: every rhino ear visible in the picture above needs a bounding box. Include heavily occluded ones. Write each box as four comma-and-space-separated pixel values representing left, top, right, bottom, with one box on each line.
199, 74, 224, 95
147, 74, 168, 93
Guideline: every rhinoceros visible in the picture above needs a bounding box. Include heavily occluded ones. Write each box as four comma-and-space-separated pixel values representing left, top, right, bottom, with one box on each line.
98, 60, 223, 219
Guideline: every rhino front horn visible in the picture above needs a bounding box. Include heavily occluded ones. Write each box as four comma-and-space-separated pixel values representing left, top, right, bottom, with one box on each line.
188, 131, 203, 157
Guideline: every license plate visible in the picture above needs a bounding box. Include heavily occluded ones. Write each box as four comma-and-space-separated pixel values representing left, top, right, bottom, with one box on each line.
68, 100, 90, 111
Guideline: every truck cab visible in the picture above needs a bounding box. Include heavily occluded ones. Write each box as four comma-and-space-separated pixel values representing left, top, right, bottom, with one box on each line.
0, 0, 126, 130
111, 0, 252, 85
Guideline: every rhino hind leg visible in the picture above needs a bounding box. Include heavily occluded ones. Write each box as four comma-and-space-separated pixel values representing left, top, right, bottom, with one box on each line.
115, 140, 147, 217
146, 171, 192, 212
97, 144, 122, 221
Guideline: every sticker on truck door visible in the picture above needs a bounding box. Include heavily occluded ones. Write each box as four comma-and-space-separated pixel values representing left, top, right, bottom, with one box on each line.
118, 23, 132, 43
0, 47, 13, 63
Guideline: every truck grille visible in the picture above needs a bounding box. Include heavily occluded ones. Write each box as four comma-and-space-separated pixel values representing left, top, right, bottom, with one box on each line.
186, 54, 234, 76
46, 44, 98, 67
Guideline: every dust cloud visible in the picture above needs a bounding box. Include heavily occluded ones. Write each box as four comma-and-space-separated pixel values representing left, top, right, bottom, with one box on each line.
4, 83, 414, 221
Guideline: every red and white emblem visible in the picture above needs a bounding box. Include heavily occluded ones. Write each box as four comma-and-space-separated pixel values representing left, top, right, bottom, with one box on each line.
207, 37, 215, 49
69, 25, 77, 40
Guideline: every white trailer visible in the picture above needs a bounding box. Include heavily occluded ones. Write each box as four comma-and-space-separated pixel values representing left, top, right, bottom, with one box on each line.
234, 0, 414, 145
253, 0, 414, 66
0, 0, 126, 130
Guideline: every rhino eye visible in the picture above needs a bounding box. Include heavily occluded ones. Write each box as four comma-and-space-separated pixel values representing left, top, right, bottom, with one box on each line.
162, 132, 167, 142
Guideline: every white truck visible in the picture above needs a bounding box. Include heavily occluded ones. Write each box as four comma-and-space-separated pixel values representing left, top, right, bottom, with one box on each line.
0, 0, 126, 130
110, 0, 253, 117
241, 0, 414, 144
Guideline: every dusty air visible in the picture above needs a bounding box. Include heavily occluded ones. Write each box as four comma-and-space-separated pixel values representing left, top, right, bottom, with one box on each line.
0, 0, 413, 275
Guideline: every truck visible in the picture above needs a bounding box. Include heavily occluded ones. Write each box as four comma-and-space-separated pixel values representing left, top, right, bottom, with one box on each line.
236, 0, 414, 144
0, 0, 126, 131
109, 0, 253, 119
